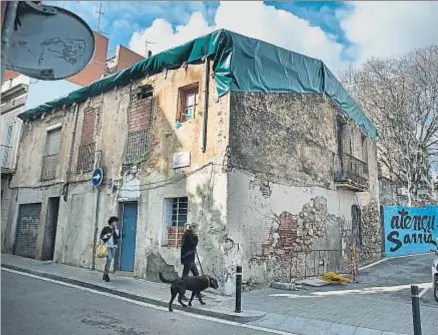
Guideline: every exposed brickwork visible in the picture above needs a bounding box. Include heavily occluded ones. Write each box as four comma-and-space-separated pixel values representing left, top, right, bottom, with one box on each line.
128, 92, 152, 133
251, 197, 350, 282
80, 108, 98, 144
77, 107, 98, 173
124, 89, 153, 164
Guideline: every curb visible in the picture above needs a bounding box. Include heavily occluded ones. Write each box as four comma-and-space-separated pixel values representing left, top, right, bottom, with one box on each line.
1, 264, 264, 323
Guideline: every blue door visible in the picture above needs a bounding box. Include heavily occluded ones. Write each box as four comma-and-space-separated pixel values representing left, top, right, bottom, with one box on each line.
120, 203, 138, 271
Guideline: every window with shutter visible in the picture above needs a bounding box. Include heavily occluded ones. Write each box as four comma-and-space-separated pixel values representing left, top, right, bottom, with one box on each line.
41, 128, 61, 181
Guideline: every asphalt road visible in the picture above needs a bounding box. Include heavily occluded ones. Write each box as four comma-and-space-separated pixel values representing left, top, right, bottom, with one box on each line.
1, 271, 274, 335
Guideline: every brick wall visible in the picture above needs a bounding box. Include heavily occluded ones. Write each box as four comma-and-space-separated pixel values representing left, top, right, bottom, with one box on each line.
81, 108, 98, 144
77, 107, 98, 173
124, 89, 153, 164
128, 91, 152, 132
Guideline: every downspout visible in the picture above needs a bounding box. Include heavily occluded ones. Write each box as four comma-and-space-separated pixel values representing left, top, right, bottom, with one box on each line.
60, 103, 79, 264
200, 57, 210, 153
66, 103, 80, 182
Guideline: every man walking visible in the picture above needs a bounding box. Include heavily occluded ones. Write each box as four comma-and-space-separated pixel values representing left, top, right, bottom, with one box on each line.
180, 223, 199, 277
180, 223, 203, 300
100, 216, 120, 282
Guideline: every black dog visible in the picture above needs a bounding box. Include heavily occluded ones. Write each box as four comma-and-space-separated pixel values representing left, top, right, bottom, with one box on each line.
159, 272, 219, 312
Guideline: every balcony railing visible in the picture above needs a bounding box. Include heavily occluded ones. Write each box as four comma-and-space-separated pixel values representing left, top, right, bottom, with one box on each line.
334, 153, 369, 188
1, 144, 14, 171
41, 154, 58, 181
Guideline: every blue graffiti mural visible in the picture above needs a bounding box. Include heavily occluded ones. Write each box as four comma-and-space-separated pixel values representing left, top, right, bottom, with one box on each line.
384, 206, 438, 256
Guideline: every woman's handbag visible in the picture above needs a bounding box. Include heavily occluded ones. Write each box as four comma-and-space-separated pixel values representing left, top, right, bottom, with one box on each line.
95, 241, 108, 258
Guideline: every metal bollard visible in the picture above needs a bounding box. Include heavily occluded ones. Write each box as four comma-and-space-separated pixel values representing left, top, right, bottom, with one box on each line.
235, 265, 242, 313
411, 285, 422, 335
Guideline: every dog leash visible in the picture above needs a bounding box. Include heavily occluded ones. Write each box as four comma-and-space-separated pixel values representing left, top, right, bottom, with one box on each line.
196, 250, 205, 276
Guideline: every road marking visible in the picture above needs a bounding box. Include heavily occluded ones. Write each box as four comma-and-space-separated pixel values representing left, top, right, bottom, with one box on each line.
2, 268, 297, 335
419, 287, 429, 299
359, 258, 388, 270
269, 282, 431, 299
359, 252, 434, 271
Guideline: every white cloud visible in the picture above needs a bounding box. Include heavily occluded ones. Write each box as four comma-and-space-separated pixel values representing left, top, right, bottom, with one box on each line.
128, 1, 438, 75
129, 1, 345, 75
339, 1, 438, 64
130, 12, 213, 58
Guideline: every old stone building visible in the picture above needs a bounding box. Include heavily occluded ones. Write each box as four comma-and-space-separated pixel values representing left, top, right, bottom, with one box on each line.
3, 30, 381, 294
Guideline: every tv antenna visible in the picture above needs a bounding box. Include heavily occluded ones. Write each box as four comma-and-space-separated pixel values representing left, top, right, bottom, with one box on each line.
96, 1, 104, 33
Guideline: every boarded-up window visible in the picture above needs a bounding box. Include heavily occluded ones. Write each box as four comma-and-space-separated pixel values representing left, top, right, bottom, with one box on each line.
125, 86, 152, 165
44, 128, 61, 156
77, 108, 98, 173
162, 197, 188, 247
41, 128, 61, 181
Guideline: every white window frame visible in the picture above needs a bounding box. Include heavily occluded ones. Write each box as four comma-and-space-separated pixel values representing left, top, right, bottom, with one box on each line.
161, 197, 188, 247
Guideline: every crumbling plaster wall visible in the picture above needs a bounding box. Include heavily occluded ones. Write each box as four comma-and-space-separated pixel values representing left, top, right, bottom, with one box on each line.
4, 109, 74, 256
224, 92, 381, 288
229, 92, 338, 189
53, 62, 231, 279
226, 171, 367, 286
11, 109, 75, 188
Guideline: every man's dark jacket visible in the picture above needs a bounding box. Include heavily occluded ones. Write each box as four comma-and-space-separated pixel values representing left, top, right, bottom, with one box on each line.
180, 229, 198, 264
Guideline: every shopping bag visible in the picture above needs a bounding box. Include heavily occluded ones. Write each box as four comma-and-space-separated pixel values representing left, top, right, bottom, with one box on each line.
95, 242, 108, 258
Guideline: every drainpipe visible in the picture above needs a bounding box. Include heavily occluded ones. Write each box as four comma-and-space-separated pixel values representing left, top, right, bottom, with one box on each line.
200, 57, 210, 153
59, 103, 79, 264
66, 103, 80, 181
61, 103, 79, 203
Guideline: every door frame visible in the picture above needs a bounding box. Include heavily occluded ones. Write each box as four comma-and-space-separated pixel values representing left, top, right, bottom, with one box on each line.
115, 201, 138, 272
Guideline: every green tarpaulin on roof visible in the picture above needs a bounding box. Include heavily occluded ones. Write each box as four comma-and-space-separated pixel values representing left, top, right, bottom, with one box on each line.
19, 29, 377, 140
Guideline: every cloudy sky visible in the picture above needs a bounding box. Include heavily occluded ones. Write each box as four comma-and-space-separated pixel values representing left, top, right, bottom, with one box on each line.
46, 1, 438, 76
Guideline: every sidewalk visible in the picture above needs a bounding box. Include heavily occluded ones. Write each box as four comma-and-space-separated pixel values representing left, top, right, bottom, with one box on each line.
2, 253, 436, 335
0, 253, 260, 323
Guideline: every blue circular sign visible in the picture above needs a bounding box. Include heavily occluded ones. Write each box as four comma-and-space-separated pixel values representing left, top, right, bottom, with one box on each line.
91, 168, 104, 187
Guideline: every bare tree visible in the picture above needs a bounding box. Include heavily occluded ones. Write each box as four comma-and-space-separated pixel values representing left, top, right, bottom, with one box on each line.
341, 46, 438, 205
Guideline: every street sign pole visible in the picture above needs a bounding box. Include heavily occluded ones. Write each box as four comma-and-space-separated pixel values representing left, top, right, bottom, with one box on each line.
1, 1, 19, 85
91, 167, 103, 270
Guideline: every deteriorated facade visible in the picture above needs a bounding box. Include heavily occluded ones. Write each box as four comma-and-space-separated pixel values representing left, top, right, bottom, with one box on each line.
3, 42, 381, 295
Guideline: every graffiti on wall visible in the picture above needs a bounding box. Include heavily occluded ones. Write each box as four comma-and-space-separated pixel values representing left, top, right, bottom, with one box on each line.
384, 206, 438, 256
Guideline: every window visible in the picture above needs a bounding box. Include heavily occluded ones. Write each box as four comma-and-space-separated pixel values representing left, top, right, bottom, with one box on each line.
1, 123, 14, 168
124, 87, 153, 166
77, 108, 98, 173
178, 84, 199, 123
351, 205, 363, 248
41, 128, 61, 181
162, 197, 188, 247
361, 134, 368, 163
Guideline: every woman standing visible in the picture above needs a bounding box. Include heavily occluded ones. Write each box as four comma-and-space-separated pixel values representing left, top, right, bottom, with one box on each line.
100, 216, 120, 282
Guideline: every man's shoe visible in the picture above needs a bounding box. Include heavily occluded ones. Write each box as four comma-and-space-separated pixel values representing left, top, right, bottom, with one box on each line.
103, 274, 110, 282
